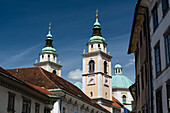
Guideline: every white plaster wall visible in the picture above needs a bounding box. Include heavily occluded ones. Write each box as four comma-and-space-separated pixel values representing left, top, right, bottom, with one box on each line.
149, 0, 170, 113
0, 86, 46, 113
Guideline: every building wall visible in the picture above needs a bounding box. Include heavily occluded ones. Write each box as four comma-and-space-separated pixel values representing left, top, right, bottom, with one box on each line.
149, 0, 170, 112
0, 86, 46, 113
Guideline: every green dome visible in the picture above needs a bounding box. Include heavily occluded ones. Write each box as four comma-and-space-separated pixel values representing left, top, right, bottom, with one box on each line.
42, 47, 56, 53
89, 36, 105, 42
112, 74, 133, 88
74, 82, 82, 90
114, 64, 122, 68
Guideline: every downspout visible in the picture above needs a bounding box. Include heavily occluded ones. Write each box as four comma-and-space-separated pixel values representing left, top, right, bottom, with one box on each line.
145, 7, 154, 113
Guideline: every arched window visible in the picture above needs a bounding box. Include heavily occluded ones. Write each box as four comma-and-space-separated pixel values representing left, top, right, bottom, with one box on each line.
122, 95, 126, 104
42, 55, 44, 58
115, 69, 117, 74
98, 44, 100, 47
90, 92, 93, 97
48, 55, 50, 61
89, 60, 95, 73
105, 92, 107, 98
104, 61, 107, 74
53, 70, 56, 74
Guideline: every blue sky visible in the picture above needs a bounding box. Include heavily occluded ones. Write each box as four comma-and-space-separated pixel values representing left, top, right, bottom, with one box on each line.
0, 0, 137, 83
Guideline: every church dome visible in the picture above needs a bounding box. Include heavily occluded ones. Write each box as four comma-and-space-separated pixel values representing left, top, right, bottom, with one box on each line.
112, 62, 133, 89
114, 64, 122, 68
42, 47, 56, 53
112, 74, 133, 88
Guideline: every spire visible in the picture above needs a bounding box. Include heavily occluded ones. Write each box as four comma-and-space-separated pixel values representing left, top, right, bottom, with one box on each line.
42, 23, 56, 53
92, 9, 102, 37
89, 10, 105, 42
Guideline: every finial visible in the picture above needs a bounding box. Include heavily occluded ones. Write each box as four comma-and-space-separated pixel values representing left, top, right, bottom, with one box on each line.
117, 59, 119, 63
83, 49, 86, 54
96, 9, 98, 18
35, 59, 38, 63
49, 22, 51, 31
59, 61, 61, 65
108, 52, 110, 55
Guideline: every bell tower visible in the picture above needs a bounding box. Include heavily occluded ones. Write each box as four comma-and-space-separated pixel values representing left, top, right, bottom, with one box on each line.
34, 23, 62, 76
82, 10, 113, 112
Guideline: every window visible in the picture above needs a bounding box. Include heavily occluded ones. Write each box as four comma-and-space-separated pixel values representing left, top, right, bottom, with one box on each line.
42, 55, 44, 58
53, 55, 55, 59
162, 0, 169, 15
63, 107, 65, 113
89, 60, 95, 73
165, 33, 170, 65
154, 42, 161, 75
98, 44, 100, 47
91, 44, 93, 48
104, 61, 107, 74
105, 92, 107, 98
53, 70, 56, 74
8, 93, 15, 112
35, 103, 40, 113
44, 108, 50, 113
156, 88, 163, 113
22, 98, 31, 113
90, 92, 93, 97
48, 55, 50, 61
167, 81, 170, 112
152, 5, 158, 30
122, 95, 126, 104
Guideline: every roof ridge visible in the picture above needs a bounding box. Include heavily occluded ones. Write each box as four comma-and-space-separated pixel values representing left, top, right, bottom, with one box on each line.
39, 68, 59, 88
7, 66, 40, 70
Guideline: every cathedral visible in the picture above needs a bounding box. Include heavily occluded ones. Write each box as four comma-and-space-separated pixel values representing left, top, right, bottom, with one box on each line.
0, 11, 133, 113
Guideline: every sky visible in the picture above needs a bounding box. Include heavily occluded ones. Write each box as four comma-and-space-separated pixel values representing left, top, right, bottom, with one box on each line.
0, 0, 137, 83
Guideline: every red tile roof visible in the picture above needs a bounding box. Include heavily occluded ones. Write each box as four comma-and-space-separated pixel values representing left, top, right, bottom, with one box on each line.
26, 82, 54, 95
112, 96, 125, 109
7, 67, 110, 113
0, 67, 54, 96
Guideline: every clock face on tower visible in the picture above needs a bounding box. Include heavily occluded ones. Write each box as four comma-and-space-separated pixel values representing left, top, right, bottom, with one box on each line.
104, 76, 109, 86
87, 75, 95, 85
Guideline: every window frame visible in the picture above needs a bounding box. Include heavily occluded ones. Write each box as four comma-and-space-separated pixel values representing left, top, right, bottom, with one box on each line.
8, 92, 15, 112
35, 103, 40, 113
166, 80, 170, 112
154, 41, 162, 76
156, 87, 163, 113
22, 98, 31, 113
89, 60, 95, 73
162, 0, 169, 16
152, 4, 159, 31
164, 26, 170, 66
104, 61, 107, 74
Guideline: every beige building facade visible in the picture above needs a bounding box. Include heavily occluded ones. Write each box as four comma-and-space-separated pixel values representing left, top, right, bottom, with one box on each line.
82, 11, 113, 112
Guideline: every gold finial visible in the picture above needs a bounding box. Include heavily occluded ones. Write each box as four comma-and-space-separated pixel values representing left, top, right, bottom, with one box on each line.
49, 22, 51, 31
117, 59, 119, 63
96, 9, 98, 18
